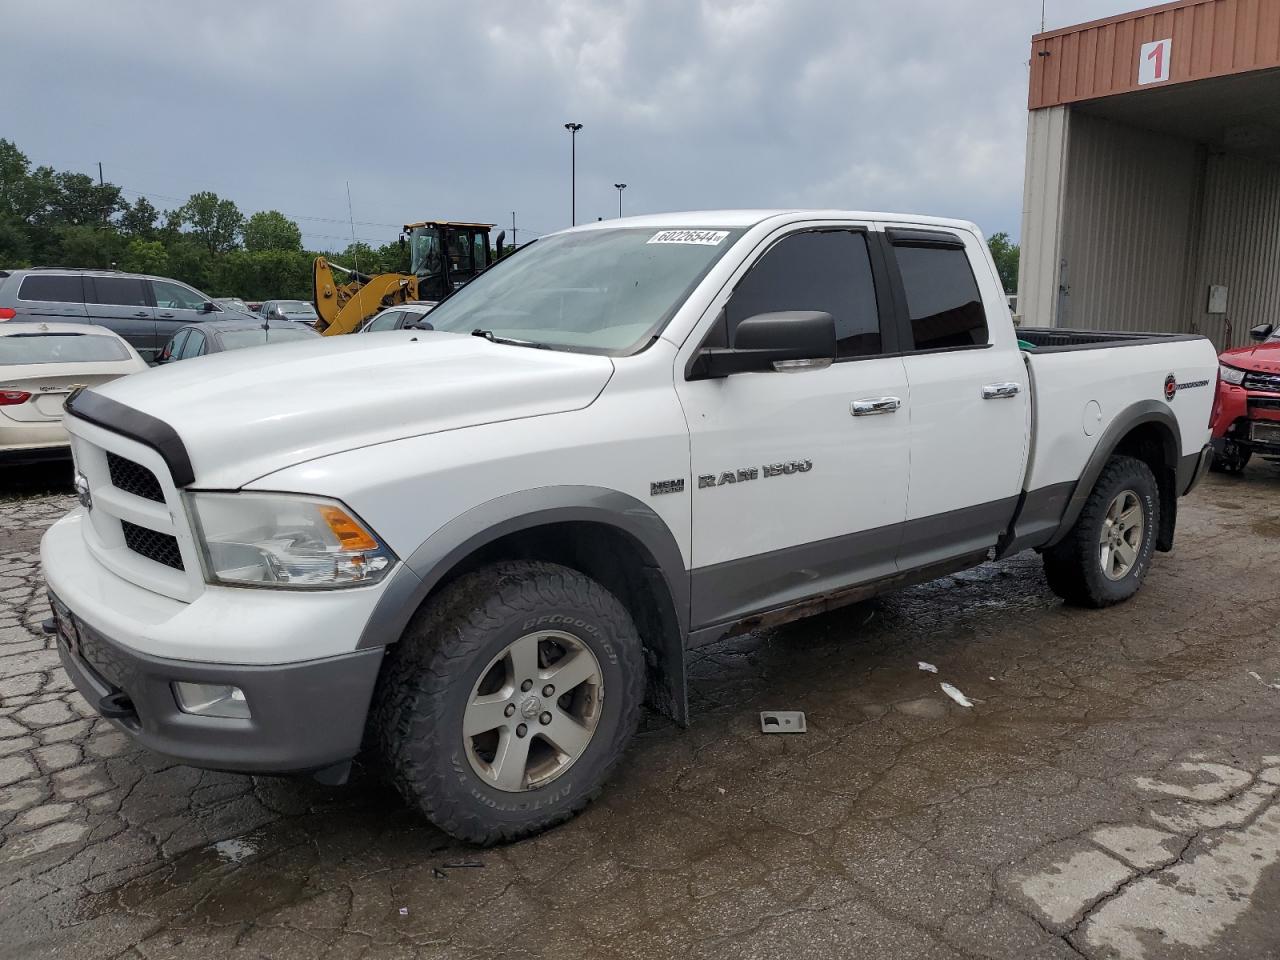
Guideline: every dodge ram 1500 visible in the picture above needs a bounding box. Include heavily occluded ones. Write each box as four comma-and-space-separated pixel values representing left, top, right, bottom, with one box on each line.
42, 210, 1217, 843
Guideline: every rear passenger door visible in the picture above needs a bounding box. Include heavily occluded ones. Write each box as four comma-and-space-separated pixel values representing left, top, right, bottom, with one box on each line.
84, 276, 156, 360
12, 274, 89, 321
883, 227, 1030, 568
677, 225, 911, 630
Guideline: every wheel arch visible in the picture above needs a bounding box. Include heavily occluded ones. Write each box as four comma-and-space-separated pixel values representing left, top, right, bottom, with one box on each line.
359, 486, 691, 725
1045, 400, 1181, 552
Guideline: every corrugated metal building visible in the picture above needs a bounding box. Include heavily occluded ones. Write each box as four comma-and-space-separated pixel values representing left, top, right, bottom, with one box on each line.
1018, 0, 1280, 348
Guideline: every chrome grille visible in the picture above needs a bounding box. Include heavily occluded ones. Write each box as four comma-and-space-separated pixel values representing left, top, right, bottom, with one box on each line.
121, 520, 184, 570
1242, 370, 1280, 393
106, 452, 164, 503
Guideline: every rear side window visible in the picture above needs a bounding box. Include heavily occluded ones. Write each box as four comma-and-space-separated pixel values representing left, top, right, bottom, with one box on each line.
725, 230, 883, 359
894, 244, 988, 350
17, 274, 84, 304
0, 333, 130, 364
366, 311, 402, 332
89, 276, 150, 307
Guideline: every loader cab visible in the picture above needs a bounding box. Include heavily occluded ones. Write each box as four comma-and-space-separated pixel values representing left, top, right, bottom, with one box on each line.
405, 221, 495, 301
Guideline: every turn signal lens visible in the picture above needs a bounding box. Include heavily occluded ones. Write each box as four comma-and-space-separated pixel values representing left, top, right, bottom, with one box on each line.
0, 308, 15, 321
320, 505, 380, 551
0, 390, 31, 405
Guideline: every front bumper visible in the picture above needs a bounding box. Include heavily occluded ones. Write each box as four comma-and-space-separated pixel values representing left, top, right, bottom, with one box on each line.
50, 589, 384, 775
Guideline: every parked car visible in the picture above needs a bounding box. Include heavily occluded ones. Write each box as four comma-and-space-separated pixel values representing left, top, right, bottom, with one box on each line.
260, 300, 320, 326
1210, 322, 1280, 473
42, 210, 1216, 846
359, 301, 438, 332
0, 323, 146, 464
0, 268, 243, 363
212, 297, 253, 315
156, 318, 320, 363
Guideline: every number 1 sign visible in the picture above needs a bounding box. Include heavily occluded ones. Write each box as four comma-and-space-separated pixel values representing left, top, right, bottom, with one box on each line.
1139, 38, 1172, 85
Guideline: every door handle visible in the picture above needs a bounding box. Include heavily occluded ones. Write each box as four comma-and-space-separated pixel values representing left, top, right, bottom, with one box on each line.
132, 311, 151, 318
851, 397, 902, 416
158, 312, 175, 319
982, 382, 1021, 400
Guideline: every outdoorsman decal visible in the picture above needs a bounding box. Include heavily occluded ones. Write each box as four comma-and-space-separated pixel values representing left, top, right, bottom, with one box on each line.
698, 459, 812, 489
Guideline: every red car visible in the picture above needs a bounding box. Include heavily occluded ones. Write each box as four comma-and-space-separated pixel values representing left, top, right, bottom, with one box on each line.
1211, 322, 1280, 473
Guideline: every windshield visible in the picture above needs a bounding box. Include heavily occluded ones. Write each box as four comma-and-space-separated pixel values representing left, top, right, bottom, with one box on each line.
276, 301, 318, 319
220, 328, 318, 350
422, 227, 743, 354
409, 227, 442, 276
0, 333, 131, 364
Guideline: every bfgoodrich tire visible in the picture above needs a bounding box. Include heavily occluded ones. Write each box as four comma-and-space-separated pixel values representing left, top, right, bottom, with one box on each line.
1042, 455, 1160, 609
373, 561, 645, 845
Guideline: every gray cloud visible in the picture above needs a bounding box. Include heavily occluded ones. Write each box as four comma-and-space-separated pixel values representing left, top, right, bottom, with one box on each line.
6, 0, 1138, 245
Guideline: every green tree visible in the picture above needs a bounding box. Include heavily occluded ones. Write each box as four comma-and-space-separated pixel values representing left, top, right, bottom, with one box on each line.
987, 232, 1020, 295
179, 191, 243, 255
120, 238, 170, 276
119, 197, 159, 239
0, 140, 37, 222
243, 210, 302, 252
51, 172, 123, 227
56, 225, 123, 268
0, 216, 31, 266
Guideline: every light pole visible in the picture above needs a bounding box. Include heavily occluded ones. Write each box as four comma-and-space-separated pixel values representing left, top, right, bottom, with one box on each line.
614, 183, 627, 218
564, 122, 583, 225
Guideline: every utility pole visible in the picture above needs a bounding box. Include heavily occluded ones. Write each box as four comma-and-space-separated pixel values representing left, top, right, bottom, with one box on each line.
564, 123, 583, 225
511, 211, 517, 250
614, 183, 627, 218
98, 162, 107, 229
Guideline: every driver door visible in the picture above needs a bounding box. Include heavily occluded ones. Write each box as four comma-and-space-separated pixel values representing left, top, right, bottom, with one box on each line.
675, 225, 911, 631
150, 279, 215, 351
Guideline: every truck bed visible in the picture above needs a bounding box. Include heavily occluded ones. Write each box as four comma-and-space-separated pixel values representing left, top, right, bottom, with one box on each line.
1018, 327, 1204, 352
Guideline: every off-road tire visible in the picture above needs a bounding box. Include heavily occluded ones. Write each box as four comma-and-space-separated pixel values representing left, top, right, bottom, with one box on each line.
1042, 455, 1160, 608
372, 561, 645, 845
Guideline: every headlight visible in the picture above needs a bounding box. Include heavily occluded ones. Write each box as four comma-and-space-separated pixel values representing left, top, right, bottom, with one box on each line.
1219, 363, 1246, 385
189, 492, 395, 589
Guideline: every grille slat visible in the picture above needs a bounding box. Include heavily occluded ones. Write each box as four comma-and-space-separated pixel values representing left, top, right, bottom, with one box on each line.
1242, 370, 1280, 393
106, 452, 164, 503
120, 521, 184, 570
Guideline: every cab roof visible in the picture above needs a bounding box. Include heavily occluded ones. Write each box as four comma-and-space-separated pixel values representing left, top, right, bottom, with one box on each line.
561, 209, 980, 233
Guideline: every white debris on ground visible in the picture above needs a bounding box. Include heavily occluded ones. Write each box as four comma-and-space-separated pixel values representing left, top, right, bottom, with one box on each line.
940, 683, 974, 708
918, 661, 938, 673
212, 836, 259, 863
1247, 671, 1280, 690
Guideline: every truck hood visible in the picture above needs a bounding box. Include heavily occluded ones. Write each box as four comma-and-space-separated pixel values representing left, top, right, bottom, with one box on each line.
1220, 340, 1280, 373
88, 331, 615, 487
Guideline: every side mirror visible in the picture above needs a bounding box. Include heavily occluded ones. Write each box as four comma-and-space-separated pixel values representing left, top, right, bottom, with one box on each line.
691, 311, 836, 379
1249, 323, 1274, 342
407, 321, 434, 331
201, 301, 217, 314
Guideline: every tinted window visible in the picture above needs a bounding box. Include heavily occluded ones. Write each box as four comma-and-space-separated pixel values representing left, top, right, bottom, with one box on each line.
152, 280, 208, 311
178, 330, 205, 359
89, 276, 149, 307
0, 333, 130, 364
895, 245, 988, 350
220, 328, 318, 349
366, 311, 402, 332
17, 274, 84, 304
725, 231, 882, 359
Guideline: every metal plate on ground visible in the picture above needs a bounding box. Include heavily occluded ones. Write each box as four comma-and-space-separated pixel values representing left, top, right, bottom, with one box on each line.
760, 710, 807, 733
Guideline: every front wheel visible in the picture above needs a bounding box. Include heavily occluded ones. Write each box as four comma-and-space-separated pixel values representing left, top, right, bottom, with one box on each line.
1042, 455, 1160, 608
373, 561, 645, 845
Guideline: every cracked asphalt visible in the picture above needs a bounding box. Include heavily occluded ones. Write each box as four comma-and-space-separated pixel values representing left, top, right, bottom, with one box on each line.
2, 460, 1279, 960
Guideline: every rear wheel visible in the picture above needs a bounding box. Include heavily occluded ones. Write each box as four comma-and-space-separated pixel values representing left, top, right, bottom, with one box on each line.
373, 561, 645, 845
1042, 455, 1159, 608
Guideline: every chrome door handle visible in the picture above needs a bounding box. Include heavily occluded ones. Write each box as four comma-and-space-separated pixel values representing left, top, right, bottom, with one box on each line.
982, 382, 1021, 400
851, 397, 902, 416
132, 311, 151, 318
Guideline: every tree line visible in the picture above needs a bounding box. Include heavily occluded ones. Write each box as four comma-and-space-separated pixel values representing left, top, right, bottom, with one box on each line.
0, 139, 407, 301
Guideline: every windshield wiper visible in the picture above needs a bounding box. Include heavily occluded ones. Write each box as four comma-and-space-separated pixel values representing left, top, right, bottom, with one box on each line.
470, 328, 551, 349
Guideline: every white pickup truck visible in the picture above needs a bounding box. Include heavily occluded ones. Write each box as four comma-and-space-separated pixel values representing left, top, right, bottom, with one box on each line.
41, 210, 1217, 844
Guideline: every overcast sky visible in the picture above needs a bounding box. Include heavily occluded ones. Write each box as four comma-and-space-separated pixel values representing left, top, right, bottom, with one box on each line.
6, 0, 1143, 248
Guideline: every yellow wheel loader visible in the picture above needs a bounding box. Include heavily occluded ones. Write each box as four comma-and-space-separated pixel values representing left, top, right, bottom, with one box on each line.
312, 221, 503, 336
